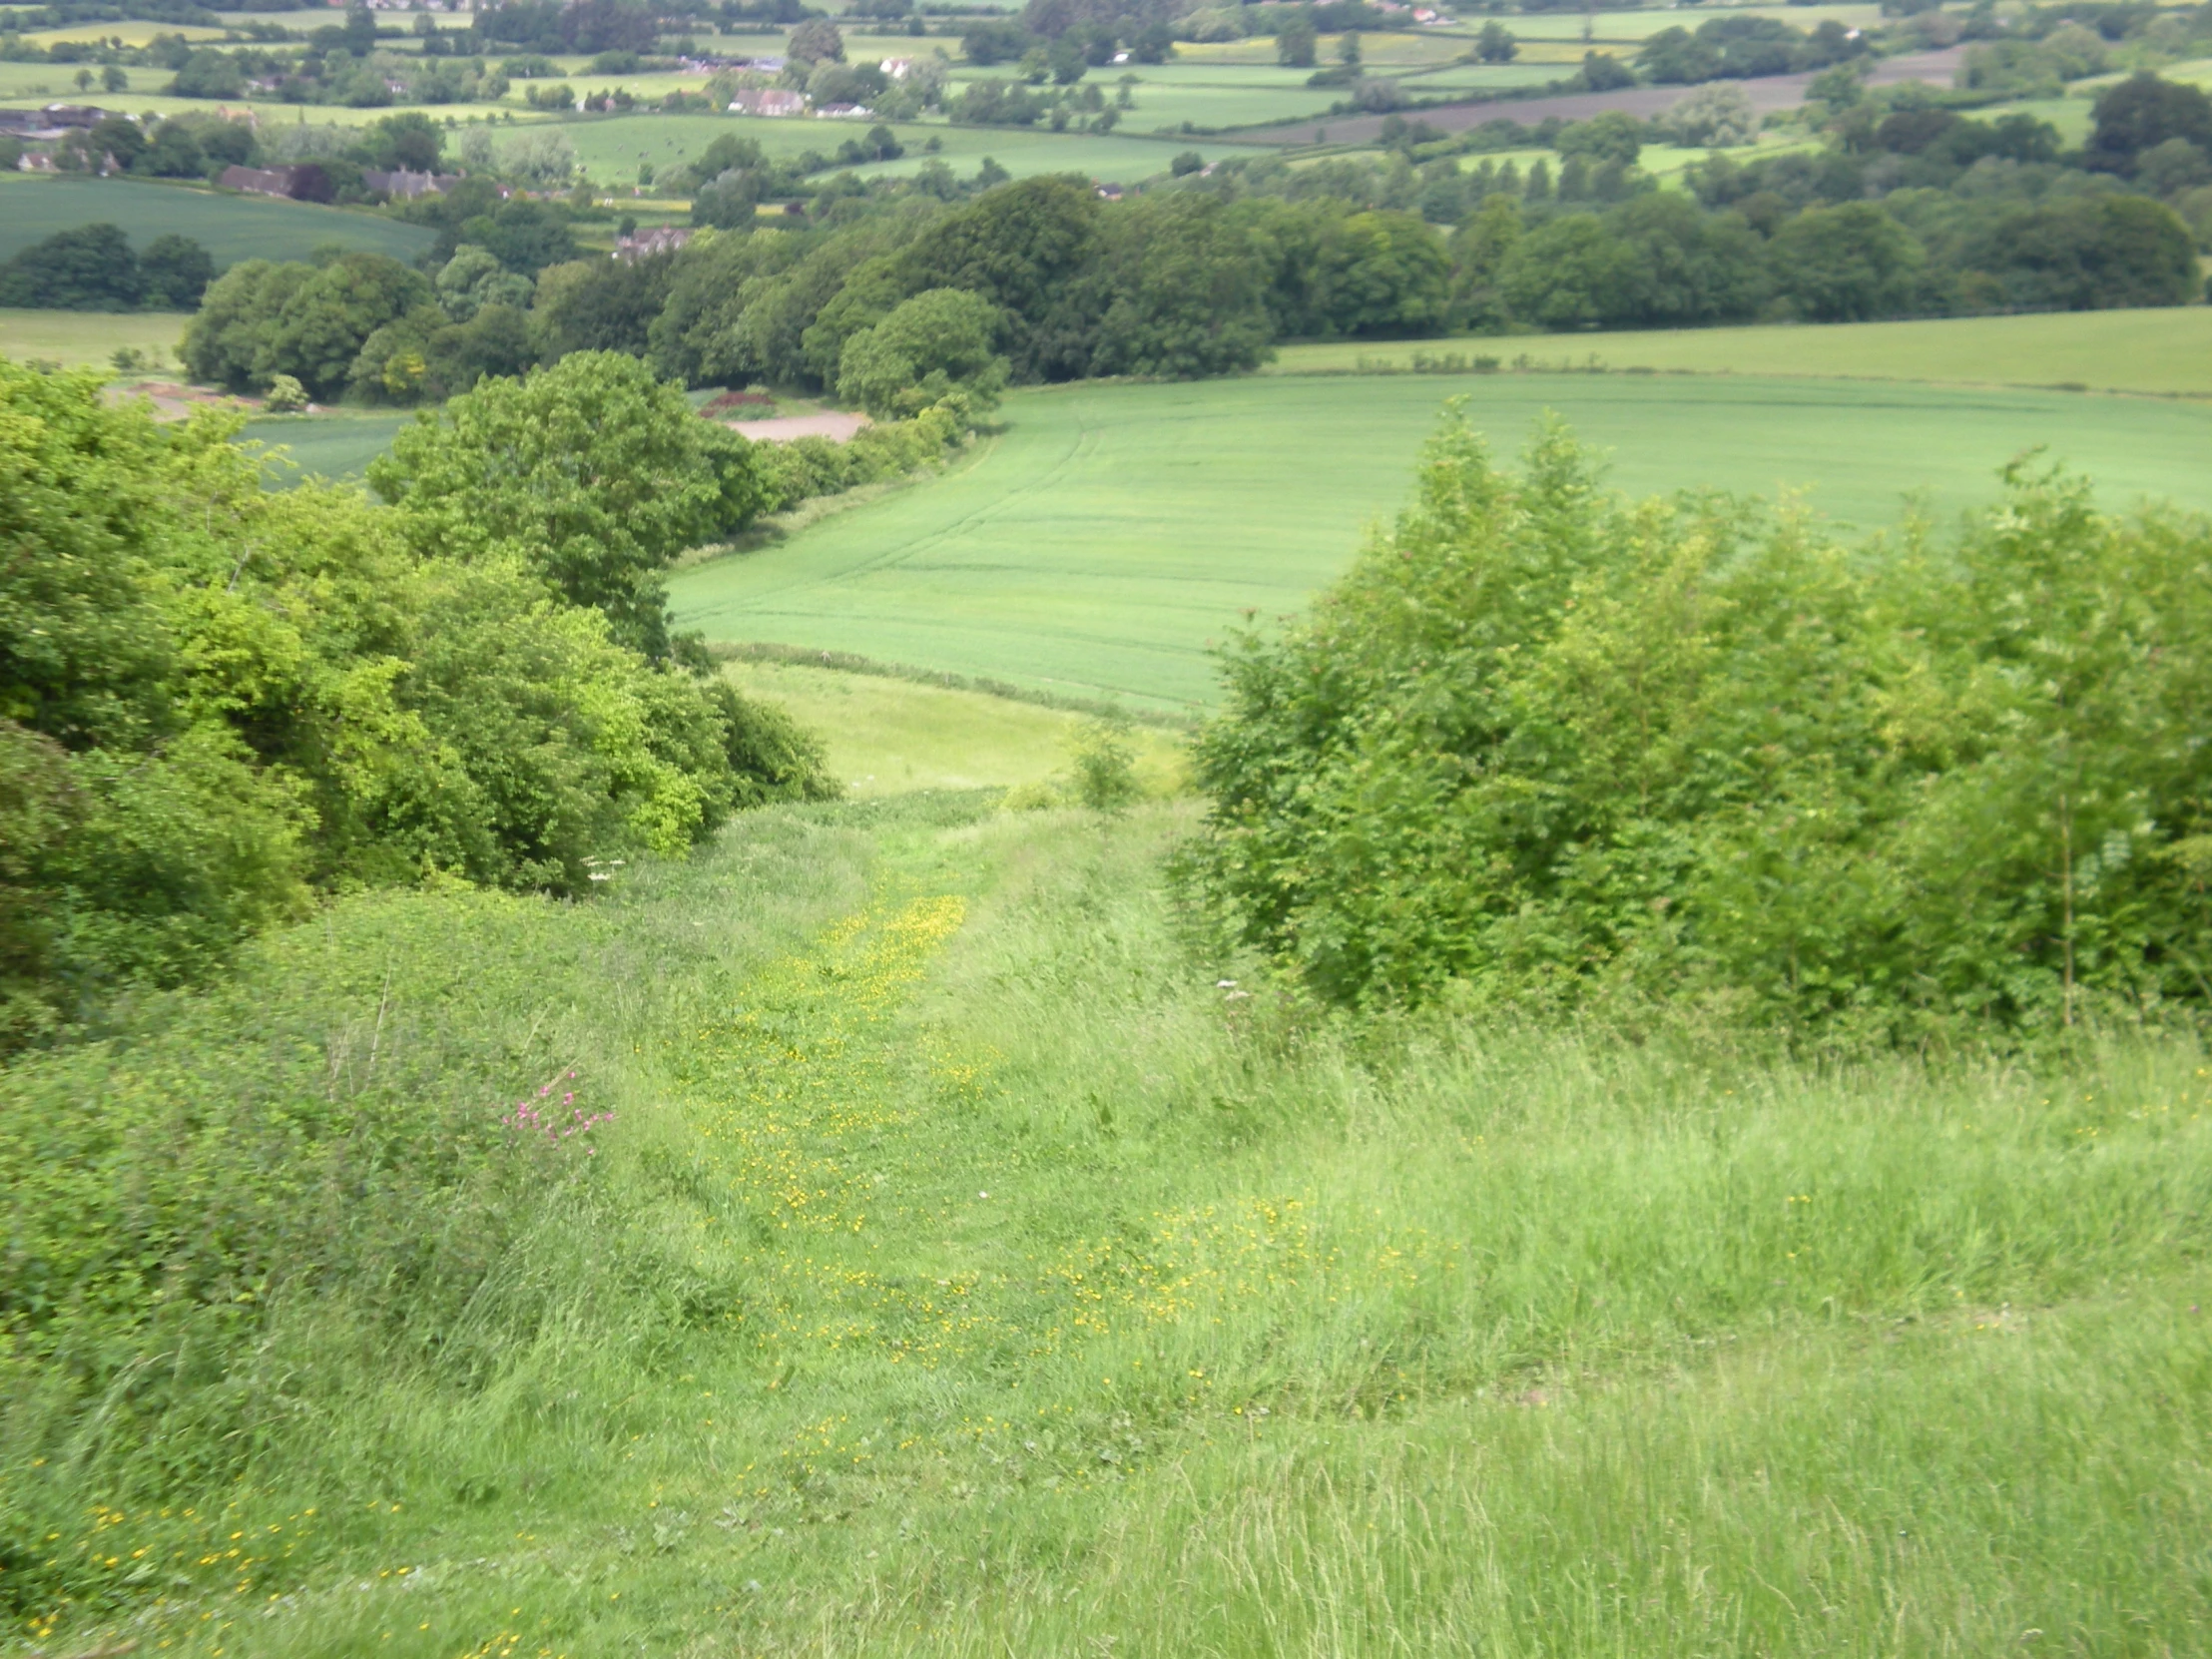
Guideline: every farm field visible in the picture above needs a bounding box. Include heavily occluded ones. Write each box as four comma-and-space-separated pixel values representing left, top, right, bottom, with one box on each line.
0, 307, 188, 366
669, 372, 2212, 711
561, 109, 1272, 185
0, 176, 436, 267
243, 408, 413, 481
1277, 308, 2212, 399
720, 658, 1189, 795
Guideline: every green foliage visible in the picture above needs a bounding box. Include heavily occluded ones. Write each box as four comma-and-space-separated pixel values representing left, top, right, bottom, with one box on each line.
183, 252, 436, 400
751, 392, 974, 511
0, 356, 834, 1041
0, 224, 211, 312
262, 372, 308, 411
370, 352, 773, 660
1184, 408, 2212, 1037
835, 286, 1008, 419
9, 800, 2211, 1651
1066, 715, 1142, 810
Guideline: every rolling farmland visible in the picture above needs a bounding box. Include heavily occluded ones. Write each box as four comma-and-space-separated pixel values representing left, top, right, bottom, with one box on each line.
669, 372, 2212, 711
0, 175, 436, 267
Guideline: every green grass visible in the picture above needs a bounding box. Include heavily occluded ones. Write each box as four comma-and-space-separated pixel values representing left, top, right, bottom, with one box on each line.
12, 792, 2211, 1656
668, 372, 2212, 711
0, 176, 435, 268
942, 68, 1345, 135
0, 307, 189, 367
561, 110, 1273, 186
722, 658, 1188, 796
243, 409, 414, 482
1274, 308, 2212, 398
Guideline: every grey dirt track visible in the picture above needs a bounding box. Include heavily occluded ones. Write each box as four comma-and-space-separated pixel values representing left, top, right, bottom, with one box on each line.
1244, 45, 1968, 147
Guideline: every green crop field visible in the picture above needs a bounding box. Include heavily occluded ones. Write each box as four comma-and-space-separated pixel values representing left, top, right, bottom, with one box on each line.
721, 658, 1188, 796
0, 307, 189, 366
243, 408, 414, 482
669, 372, 2212, 711
563, 110, 1272, 185
0, 176, 436, 267
1280, 307, 2212, 398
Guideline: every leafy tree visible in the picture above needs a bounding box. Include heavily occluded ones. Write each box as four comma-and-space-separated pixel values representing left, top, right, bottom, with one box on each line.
789, 17, 844, 64
1089, 193, 1275, 378
1475, 21, 1516, 63
529, 253, 679, 361
0, 225, 141, 310
1318, 208, 1453, 335
139, 235, 216, 309
458, 199, 581, 276
358, 111, 444, 172
2085, 71, 2212, 175
1578, 51, 1635, 91
434, 245, 534, 321
262, 253, 437, 399
168, 47, 245, 98
1277, 14, 1317, 67
1768, 202, 1925, 321
367, 352, 772, 659
836, 286, 1008, 416
183, 261, 316, 390
138, 121, 206, 178
1964, 195, 2198, 310
1661, 84, 1758, 149
262, 373, 308, 412
1499, 212, 1637, 328
1556, 110, 1645, 167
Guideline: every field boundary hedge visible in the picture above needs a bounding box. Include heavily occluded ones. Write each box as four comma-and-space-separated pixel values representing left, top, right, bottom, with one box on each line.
710, 640, 1201, 730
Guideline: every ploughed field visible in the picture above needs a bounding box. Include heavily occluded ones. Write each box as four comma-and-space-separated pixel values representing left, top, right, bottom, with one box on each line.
669, 369, 2212, 712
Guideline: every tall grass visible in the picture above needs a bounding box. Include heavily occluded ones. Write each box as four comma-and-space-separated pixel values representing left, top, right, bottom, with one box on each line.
7, 797, 2208, 1655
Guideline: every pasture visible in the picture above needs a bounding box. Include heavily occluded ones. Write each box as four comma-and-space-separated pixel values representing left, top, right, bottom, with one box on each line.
0, 175, 436, 267
0, 306, 187, 366
1276, 308, 2212, 398
669, 372, 2212, 711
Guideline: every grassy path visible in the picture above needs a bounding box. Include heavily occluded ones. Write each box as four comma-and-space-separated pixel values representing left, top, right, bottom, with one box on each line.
55, 793, 2211, 1657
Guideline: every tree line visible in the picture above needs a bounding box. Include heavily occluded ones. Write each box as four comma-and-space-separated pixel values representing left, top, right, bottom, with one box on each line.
164, 70, 2210, 412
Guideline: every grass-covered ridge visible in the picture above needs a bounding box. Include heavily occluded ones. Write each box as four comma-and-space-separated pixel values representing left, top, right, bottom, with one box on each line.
6, 788, 2209, 1654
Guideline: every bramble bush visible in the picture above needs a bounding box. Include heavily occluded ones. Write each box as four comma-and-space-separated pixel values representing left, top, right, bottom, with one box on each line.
1182, 407, 2212, 1041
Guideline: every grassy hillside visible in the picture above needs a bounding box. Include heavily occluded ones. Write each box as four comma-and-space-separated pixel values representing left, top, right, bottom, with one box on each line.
669, 372, 2212, 710
0, 176, 436, 267
1276, 308, 2212, 398
10, 773, 2209, 1657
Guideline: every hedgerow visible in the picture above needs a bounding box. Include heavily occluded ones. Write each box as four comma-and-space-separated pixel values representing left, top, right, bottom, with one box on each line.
1181, 407, 2212, 1040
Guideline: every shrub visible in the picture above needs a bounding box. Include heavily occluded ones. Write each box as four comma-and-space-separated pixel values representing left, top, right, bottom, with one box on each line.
1182, 409, 2212, 1041
261, 372, 308, 411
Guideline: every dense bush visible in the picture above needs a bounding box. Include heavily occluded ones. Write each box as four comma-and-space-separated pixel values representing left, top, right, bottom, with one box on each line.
0, 356, 830, 1044
1184, 410, 2212, 1040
